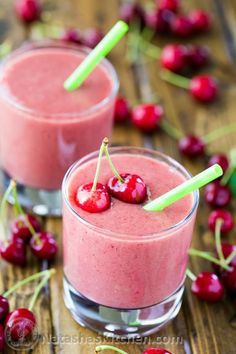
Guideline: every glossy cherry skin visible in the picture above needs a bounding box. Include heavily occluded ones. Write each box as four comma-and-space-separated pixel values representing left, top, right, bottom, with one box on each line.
114, 96, 130, 123
5, 308, 36, 342
75, 182, 111, 213
0, 239, 27, 267
30, 232, 58, 260
208, 209, 234, 234
131, 104, 163, 132
212, 243, 236, 274
158, 0, 179, 13
0, 324, 4, 352
191, 272, 224, 302
204, 181, 232, 208
160, 44, 187, 72
107, 173, 147, 204
11, 214, 41, 243
170, 15, 193, 37
0, 295, 10, 322
120, 3, 145, 25
222, 266, 236, 296
61, 29, 81, 44
190, 75, 218, 102
187, 45, 210, 69
207, 154, 229, 173
15, 0, 41, 23
189, 10, 211, 33
81, 28, 103, 49
143, 348, 172, 354
178, 135, 205, 157
145, 9, 173, 33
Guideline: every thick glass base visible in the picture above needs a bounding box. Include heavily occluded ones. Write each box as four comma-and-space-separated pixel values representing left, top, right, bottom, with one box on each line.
63, 276, 184, 339
1, 171, 61, 217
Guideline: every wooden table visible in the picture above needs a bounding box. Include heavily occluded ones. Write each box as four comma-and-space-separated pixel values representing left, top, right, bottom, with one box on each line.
0, 0, 236, 353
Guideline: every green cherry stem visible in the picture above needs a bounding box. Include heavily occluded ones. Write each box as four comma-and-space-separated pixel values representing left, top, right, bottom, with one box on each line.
203, 124, 236, 144
103, 138, 124, 183
0, 180, 15, 241
186, 268, 197, 282
28, 269, 55, 311
126, 20, 142, 64
0, 39, 12, 58
160, 119, 183, 140
95, 345, 128, 354
215, 218, 225, 265
226, 250, 236, 265
140, 38, 162, 59
160, 69, 190, 89
188, 248, 231, 271
91, 139, 107, 192
3, 269, 55, 298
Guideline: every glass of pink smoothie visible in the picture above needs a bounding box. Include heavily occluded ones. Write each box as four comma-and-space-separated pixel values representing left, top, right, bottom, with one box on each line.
62, 146, 199, 338
0, 40, 118, 215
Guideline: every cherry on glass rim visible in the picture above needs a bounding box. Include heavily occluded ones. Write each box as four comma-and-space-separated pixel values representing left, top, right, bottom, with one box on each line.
75, 182, 111, 213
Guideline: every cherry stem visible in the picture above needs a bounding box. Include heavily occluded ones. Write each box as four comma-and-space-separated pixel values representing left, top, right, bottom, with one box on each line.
186, 268, 196, 282
104, 139, 124, 183
226, 250, 236, 265
28, 269, 55, 311
126, 20, 142, 64
160, 69, 190, 90
221, 148, 236, 186
3, 269, 55, 298
95, 345, 128, 354
0, 180, 15, 241
215, 218, 226, 265
160, 119, 183, 140
188, 248, 231, 271
91, 138, 107, 192
140, 37, 162, 59
203, 123, 236, 144
0, 39, 12, 59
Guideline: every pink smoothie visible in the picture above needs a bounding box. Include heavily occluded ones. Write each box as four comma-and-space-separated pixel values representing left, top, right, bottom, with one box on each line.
63, 149, 198, 309
0, 43, 117, 189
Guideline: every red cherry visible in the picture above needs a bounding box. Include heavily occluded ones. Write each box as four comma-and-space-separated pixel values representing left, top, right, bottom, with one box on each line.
145, 9, 173, 33
191, 272, 224, 302
189, 9, 211, 33
30, 232, 58, 260
170, 15, 193, 37
190, 75, 218, 102
208, 154, 229, 173
158, 0, 179, 13
0, 239, 27, 267
0, 296, 10, 322
178, 135, 205, 157
114, 96, 130, 123
204, 181, 232, 208
187, 45, 210, 69
61, 29, 81, 44
75, 182, 111, 213
15, 0, 41, 23
0, 324, 4, 352
11, 214, 41, 243
131, 104, 163, 132
160, 44, 187, 73
143, 348, 172, 354
5, 308, 36, 342
120, 3, 145, 25
107, 173, 147, 204
212, 243, 236, 274
81, 28, 103, 49
222, 266, 236, 296
208, 210, 234, 234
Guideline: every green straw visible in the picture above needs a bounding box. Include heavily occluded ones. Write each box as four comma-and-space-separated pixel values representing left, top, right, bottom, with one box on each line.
64, 21, 129, 91
143, 164, 223, 212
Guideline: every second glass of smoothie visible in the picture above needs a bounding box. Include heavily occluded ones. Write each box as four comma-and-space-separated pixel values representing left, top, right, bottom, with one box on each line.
0, 40, 118, 215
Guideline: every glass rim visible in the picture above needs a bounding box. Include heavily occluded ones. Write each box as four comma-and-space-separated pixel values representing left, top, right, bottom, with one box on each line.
62, 146, 199, 241
0, 39, 119, 121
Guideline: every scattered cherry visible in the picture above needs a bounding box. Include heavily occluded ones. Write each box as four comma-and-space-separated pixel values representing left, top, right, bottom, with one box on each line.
5, 308, 36, 342
15, 0, 41, 23
0, 324, 4, 352
208, 210, 234, 234
191, 271, 224, 302
212, 243, 236, 274
107, 173, 147, 204
131, 104, 163, 132
61, 29, 81, 44
76, 182, 111, 213
204, 181, 232, 208
222, 266, 236, 296
120, 3, 145, 25
30, 232, 58, 260
0, 295, 9, 322
189, 9, 211, 33
11, 214, 41, 243
178, 135, 205, 157
158, 0, 179, 13
187, 45, 210, 68
145, 9, 173, 33
160, 44, 187, 72
81, 28, 103, 49
208, 154, 229, 173
190, 75, 218, 102
143, 348, 172, 354
114, 96, 130, 123
170, 15, 193, 37
0, 239, 27, 267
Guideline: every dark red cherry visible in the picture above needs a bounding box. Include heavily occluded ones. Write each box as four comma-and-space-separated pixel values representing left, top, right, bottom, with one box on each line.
143, 348, 172, 354
75, 182, 111, 213
189, 9, 211, 33
222, 266, 236, 296
204, 181, 232, 208
191, 272, 224, 302
120, 3, 145, 25
170, 15, 193, 37
131, 104, 163, 132
114, 96, 130, 123
158, 0, 179, 13
208, 209, 234, 234
15, 0, 41, 23
0, 239, 27, 267
208, 154, 229, 173
5, 308, 36, 342
30, 232, 58, 260
187, 45, 210, 68
0, 295, 9, 322
145, 9, 173, 33
212, 243, 236, 274
178, 135, 205, 157
0, 324, 4, 352
107, 173, 147, 204
61, 29, 81, 44
81, 28, 103, 49
190, 75, 218, 102
11, 214, 41, 243
160, 44, 187, 72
